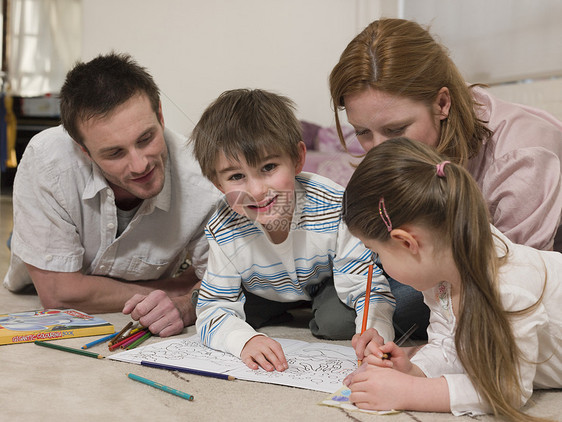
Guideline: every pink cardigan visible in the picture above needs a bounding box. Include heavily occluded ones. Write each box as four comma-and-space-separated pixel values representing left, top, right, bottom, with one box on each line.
467, 86, 562, 251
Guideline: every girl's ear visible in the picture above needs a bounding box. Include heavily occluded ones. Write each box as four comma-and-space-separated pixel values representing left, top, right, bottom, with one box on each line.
389, 228, 420, 254
294, 141, 307, 174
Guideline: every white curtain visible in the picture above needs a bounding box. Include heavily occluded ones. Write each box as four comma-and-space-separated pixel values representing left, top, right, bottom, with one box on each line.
8, 0, 81, 97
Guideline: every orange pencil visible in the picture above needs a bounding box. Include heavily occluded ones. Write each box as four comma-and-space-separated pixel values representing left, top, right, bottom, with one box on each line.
358, 264, 373, 366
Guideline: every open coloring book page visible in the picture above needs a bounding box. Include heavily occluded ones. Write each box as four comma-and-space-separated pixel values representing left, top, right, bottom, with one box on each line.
109, 334, 357, 393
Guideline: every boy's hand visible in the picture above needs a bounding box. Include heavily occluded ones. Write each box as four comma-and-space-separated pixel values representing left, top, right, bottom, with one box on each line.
352, 328, 385, 362
241, 335, 288, 372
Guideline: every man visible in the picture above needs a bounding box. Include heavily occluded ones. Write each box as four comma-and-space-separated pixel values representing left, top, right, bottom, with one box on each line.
3, 53, 221, 337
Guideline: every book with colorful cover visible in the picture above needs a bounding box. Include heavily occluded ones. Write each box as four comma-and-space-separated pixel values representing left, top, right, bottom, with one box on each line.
0, 309, 114, 345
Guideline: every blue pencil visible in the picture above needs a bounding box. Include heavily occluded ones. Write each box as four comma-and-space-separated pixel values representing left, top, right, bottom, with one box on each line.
127, 373, 194, 401
141, 360, 236, 381
81, 332, 118, 349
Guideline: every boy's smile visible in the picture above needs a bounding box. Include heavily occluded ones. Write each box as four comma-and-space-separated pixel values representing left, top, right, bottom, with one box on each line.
214, 143, 306, 238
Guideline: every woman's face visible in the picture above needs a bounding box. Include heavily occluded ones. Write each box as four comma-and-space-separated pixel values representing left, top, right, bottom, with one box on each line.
344, 87, 450, 152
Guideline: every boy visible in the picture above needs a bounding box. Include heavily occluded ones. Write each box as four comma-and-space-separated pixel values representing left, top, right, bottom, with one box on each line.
191, 89, 394, 372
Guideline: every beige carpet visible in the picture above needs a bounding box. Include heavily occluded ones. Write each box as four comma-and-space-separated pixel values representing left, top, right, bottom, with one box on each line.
2, 289, 561, 421
1, 195, 561, 421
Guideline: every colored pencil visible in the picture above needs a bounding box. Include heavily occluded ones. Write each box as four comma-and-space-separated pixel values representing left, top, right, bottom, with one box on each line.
381, 323, 418, 360
127, 373, 194, 401
109, 321, 133, 346
141, 360, 236, 381
119, 329, 148, 349
129, 326, 145, 335
109, 329, 146, 351
34, 340, 104, 359
81, 332, 118, 349
357, 264, 373, 366
126, 331, 152, 350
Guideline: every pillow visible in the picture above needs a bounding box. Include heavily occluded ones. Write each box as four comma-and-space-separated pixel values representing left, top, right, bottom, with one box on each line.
300, 120, 321, 150
316, 125, 363, 155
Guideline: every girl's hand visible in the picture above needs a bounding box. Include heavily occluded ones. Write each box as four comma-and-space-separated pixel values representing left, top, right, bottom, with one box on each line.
363, 341, 415, 374
348, 365, 414, 411
348, 364, 450, 412
240, 335, 288, 372
351, 328, 385, 362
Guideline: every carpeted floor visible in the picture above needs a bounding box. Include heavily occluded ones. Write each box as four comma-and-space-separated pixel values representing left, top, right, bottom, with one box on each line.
1, 193, 561, 421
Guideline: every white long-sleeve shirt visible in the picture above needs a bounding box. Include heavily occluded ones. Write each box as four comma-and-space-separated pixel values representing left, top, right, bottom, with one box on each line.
196, 172, 395, 357
411, 226, 562, 416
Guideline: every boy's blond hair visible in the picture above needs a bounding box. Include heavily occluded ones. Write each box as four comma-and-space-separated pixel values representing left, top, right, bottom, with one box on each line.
191, 89, 302, 182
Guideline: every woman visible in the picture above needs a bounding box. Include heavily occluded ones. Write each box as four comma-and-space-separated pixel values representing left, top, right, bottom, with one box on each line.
329, 18, 562, 339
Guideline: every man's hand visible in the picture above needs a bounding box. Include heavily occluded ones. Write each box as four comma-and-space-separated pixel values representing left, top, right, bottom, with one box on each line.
123, 289, 193, 337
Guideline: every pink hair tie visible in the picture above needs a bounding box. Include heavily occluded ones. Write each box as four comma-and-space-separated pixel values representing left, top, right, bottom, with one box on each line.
436, 161, 450, 177
378, 197, 392, 232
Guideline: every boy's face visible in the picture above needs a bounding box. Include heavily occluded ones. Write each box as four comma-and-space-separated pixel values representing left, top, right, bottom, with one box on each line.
213, 142, 306, 234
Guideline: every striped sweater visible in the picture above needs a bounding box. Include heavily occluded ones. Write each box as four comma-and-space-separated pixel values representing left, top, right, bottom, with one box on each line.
195, 172, 395, 357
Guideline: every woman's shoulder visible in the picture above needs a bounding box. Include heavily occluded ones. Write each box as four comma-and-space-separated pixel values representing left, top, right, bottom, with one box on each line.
471, 86, 562, 148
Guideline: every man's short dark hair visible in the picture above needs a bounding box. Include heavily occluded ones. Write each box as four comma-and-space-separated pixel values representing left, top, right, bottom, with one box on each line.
59, 52, 160, 146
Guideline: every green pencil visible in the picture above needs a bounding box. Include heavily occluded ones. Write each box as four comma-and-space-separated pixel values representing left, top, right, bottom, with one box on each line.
126, 331, 152, 350
127, 373, 194, 401
34, 340, 104, 359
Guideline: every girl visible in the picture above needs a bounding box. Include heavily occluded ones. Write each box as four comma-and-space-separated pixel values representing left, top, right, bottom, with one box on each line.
342, 137, 562, 420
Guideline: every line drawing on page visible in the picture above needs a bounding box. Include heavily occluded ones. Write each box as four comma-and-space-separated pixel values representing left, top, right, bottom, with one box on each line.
109, 335, 357, 393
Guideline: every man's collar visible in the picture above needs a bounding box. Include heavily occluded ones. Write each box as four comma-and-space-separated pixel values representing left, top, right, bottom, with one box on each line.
82, 159, 172, 213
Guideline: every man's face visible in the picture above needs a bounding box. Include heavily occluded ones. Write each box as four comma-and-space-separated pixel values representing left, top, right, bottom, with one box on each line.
78, 94, 168, 207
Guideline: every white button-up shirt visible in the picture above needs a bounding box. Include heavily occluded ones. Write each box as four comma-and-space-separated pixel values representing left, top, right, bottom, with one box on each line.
4, 125, 221, 291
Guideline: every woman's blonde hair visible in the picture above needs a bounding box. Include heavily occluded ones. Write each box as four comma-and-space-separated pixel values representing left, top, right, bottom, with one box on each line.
343, 137, 546, 421
329, 18, 492, 166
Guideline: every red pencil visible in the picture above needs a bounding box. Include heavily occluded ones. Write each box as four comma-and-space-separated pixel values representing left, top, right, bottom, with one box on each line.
109, 329, 147, 351
358, 264, 373, 366
119, 329, 148, 349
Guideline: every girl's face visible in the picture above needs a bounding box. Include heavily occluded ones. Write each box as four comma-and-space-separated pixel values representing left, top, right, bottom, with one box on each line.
357, 232, 442, 293
343, 87, 450, 152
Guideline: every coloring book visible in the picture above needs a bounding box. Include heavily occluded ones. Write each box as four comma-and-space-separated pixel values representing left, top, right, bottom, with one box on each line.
0, 309, 114, 345
109, 334, 358, 393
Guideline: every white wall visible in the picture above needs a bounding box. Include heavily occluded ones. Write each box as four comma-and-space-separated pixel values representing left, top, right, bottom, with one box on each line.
81, 0, 393, 134
401, 0, 562, 84
81, 1, 562, 134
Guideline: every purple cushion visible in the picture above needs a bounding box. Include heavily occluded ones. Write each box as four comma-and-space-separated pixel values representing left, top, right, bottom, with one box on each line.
300, 120, 321, 150
316, 125, 363, 154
